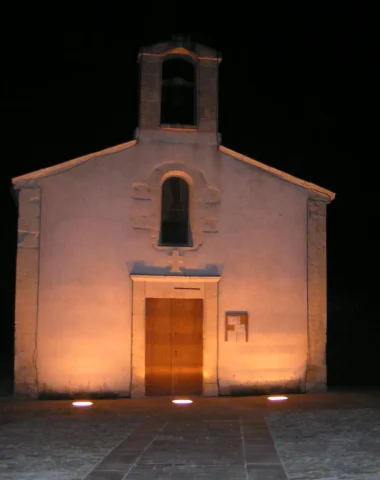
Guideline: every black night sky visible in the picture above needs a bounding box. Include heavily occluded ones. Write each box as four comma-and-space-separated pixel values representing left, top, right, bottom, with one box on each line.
1, 4, 378, 394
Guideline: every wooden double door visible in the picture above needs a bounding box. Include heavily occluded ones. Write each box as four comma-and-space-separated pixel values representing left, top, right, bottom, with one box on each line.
145, 298, 203, 396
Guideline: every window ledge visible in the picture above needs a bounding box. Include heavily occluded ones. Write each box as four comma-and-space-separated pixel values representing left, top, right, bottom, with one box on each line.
152, 235, 202, 252
160, 124, 198, 132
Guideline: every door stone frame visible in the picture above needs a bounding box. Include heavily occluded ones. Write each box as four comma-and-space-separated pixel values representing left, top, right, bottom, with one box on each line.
130, 275, 220, 397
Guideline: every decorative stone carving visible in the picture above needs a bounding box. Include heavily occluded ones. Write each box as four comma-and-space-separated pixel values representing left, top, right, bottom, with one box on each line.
205, 186, 221, 204
200, 218, 218, 233
131, 214, 155, 230
196, 186, 221, 205
131, 182, 152, 200
168, 249, 184, 273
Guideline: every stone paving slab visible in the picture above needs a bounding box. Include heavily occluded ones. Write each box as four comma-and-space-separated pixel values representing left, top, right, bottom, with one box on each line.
0, 390, 379, 479
0, 417, 142, 479
266, 407, 380, 480
84, 413, 282, 479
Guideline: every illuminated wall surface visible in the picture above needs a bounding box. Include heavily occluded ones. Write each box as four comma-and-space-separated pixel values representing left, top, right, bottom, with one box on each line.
13, 40, 333, 397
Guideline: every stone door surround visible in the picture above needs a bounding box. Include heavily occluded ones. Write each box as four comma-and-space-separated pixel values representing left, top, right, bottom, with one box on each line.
130, 275, 220, 397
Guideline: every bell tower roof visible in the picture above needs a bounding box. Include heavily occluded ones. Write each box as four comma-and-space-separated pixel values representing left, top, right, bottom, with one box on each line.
138, 35, 222, 62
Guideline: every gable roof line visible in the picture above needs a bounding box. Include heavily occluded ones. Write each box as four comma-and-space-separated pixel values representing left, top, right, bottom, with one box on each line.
12, 140, 335, 202
219, 145, 336, 202
11, 140, 137, 184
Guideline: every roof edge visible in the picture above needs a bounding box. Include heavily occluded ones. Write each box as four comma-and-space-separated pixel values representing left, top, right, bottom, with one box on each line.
12, 140, 137, 185
219, 145, 336, 202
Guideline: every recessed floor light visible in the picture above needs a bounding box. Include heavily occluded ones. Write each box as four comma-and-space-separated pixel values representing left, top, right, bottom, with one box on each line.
267, 396, 288, 401
72, 401, 93, 407
172, 399, 193, 405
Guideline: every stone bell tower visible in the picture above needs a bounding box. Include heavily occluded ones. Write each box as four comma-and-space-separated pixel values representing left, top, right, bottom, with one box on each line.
137, 36, 222, 144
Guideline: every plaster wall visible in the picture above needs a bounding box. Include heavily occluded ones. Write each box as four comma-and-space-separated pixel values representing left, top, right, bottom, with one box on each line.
25, 137, 309, 396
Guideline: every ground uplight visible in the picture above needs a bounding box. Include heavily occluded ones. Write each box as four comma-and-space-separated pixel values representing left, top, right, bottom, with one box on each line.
172, 399, 193, 405
267, 396, 288, 402
72, 401, 93, 407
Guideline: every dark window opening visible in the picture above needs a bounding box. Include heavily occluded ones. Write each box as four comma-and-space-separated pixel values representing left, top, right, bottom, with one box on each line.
161, 58, 196, 126
160, 177, 192, 246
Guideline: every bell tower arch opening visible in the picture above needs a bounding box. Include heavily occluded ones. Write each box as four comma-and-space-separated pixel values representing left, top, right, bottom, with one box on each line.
160, 57, 197, 127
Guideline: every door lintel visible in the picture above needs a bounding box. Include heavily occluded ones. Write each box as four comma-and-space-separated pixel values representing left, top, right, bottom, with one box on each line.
130, 275, 221, 283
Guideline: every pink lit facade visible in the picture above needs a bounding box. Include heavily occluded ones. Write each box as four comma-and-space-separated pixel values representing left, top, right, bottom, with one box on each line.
12, 38, 334, 398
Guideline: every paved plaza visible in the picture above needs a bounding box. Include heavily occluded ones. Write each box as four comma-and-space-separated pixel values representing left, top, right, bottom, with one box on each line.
0, 390, 379, 479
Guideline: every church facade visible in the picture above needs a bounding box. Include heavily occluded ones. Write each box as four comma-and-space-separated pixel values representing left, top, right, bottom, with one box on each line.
12, 38, 335, 398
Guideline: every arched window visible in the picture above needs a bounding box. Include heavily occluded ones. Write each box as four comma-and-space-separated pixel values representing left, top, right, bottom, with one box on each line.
160, 177, 192, 246
161, 58, 196, 126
